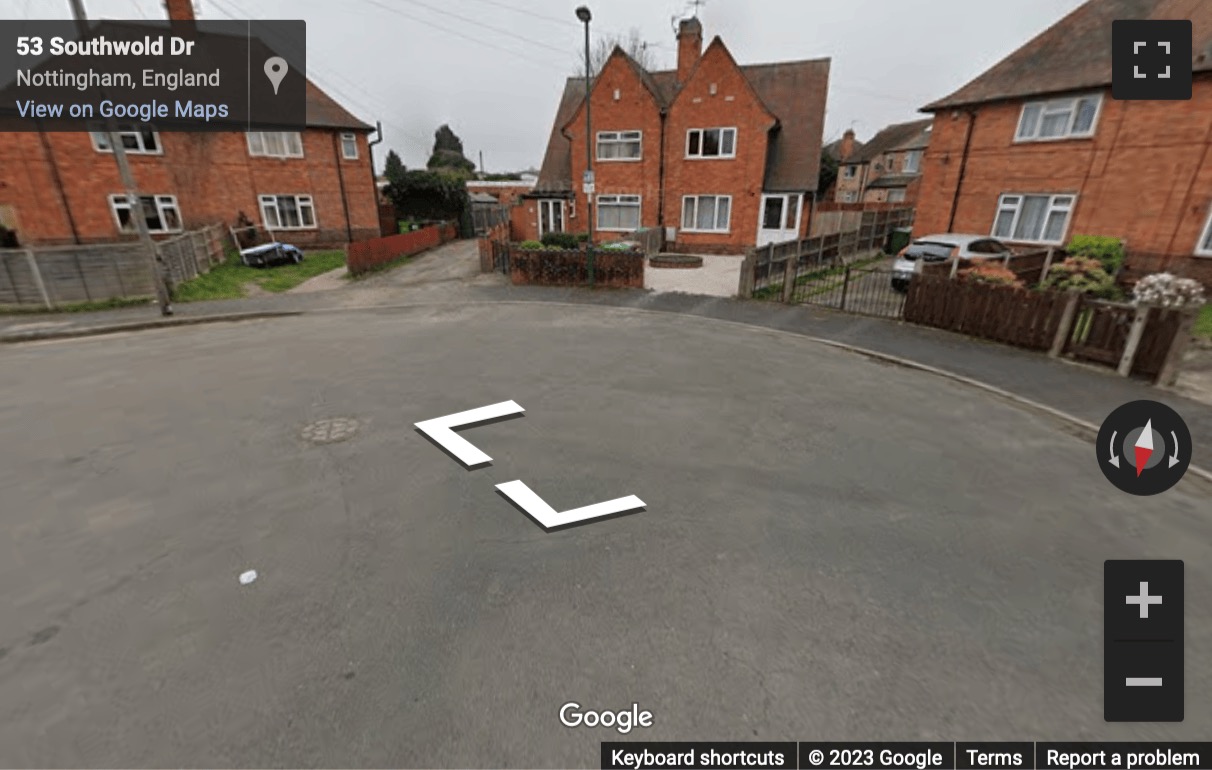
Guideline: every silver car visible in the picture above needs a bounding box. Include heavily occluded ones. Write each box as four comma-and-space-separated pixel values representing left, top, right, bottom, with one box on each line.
890, 234, 1012, 292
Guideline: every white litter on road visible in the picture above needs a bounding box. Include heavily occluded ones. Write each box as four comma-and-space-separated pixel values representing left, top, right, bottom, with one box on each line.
239, 569, 258, 585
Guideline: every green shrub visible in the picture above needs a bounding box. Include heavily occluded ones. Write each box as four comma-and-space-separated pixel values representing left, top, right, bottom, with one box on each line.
576, 232, 590, 243
1041, 256, 1121, 299
518, 240, 543, 250
540, 231, 582, 249
1066, 234, 1125, 275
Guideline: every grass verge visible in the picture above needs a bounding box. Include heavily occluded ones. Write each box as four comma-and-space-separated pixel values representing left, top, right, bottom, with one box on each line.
173, 250, 347, 302
1196, 304, 1212, 339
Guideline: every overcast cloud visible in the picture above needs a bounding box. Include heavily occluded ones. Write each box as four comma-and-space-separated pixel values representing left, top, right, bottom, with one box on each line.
3, 0, 1087, 173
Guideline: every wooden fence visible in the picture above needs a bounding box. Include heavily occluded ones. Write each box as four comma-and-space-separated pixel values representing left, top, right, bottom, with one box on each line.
904, 273, 1198, 383
920, 247, 1058, 285
0, 224, 225, 308
740, 206, 914, 298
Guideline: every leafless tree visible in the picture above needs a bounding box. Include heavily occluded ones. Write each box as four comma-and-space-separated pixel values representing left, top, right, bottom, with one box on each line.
572, 27, 658, 76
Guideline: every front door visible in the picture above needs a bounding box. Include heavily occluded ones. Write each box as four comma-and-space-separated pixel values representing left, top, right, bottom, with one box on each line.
538, 199, 565, 237
757, 193, 802, 246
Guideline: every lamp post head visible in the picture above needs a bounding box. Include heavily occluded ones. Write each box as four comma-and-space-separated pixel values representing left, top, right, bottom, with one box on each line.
575, 6, 591, 23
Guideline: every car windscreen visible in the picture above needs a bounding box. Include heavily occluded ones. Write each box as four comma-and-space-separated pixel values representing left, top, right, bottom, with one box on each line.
902, 240, 957, 261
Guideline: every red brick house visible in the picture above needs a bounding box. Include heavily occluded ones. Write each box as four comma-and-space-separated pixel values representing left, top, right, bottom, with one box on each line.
831, 119, 932, 205
914, 0, 1212, 285
520, 17, 830, 254
0, 0, 378, 248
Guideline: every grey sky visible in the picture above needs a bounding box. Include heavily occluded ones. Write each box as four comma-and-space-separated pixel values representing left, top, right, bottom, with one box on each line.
3, 0, 1087, 173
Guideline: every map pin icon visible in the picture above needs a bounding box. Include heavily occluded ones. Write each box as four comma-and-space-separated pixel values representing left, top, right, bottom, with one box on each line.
264, 56, 288, 95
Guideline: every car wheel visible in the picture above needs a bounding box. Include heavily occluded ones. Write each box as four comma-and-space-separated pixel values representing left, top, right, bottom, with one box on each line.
292, 252, 302, 264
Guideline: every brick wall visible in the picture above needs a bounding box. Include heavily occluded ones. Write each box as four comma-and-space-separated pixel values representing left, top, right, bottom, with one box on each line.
0, 128, 379, 248
466, 182, 535, 206
661, 41, 773, 255
346, 221, 457, 275
507, 246, 644, 288
564, 50, 665, 241
914, 77, 1212, 283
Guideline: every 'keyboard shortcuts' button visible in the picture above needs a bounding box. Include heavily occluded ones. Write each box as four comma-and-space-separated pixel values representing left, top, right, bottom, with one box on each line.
1104, 560, 1184, 722
1112, 20, 1193, 100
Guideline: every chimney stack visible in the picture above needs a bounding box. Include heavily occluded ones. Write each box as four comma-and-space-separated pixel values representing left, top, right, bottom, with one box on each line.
165, 0, 195, 21
840, 129, 855, 161
676, 17, 702, 83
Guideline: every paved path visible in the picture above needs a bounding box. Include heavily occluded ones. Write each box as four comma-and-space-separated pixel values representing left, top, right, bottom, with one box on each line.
2, 304, 1210, 767
644, 254, 742, 297
289, 266, 349, 293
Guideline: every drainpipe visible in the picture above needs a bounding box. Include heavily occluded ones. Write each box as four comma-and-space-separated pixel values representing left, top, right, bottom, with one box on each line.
367, 121, 384, 235
657, 109, 667, 234
333, 131, 353, 244
946, 108, 977, 233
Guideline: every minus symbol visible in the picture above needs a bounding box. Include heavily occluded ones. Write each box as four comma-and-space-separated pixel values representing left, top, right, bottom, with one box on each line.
1126, 677, 1163, 687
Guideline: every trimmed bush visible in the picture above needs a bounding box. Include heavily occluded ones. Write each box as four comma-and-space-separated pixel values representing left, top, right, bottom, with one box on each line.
961, 262, 1023, 287
1066, 234, 1125, 275
1041, 256, 1121, 299
518, 240, 543, 250
540, 231, 583, 249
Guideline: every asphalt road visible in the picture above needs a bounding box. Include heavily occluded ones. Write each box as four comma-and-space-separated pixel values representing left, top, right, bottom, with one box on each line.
1, 303, 1210, 768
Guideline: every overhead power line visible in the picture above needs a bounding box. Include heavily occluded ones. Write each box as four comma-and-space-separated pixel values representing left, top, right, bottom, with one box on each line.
359, 0, 567, 63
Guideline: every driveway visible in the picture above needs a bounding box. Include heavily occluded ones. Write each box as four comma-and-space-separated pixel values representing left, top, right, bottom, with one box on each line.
1, 303, 1209, 767
644, 254, 742, 297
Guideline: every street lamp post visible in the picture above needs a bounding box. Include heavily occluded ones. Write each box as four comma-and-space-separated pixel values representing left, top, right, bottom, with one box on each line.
576, 5, 594, 287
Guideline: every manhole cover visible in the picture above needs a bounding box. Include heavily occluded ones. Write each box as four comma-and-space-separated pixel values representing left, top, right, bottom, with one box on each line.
301, 418, 361, 444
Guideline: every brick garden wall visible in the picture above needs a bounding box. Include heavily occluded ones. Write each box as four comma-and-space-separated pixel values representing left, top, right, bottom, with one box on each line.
508, 247, 644, 288
346, 221, 457, 276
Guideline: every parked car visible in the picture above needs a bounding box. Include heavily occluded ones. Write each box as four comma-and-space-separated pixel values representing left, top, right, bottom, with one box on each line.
240, 242, 304, 268
890, 234, 1011, 292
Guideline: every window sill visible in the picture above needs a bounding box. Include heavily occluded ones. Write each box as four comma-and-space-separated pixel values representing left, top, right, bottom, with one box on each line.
1011, 134, 1096, 145
680, 229, 731, 235
596, 157, 643, 163
596, 227, 637, 233
684, 155, 737, 161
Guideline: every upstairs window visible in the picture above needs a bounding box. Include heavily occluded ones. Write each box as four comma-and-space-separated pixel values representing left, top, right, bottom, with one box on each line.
91, 129, 161, 155
1015, 94, 1101, 141
686, 127, 736, 159
903, 150, 923, 173
247, 131, 304, 158
340, 132, 358, 160
597, 131, 642, 160
842, 165, 857, 179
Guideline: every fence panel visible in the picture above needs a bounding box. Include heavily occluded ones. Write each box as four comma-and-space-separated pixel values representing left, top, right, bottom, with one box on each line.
1065, 298, 1134, 365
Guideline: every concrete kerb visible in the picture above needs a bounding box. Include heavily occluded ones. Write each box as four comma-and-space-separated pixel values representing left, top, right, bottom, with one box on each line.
6, 297, 1211, 489
0, 311, 303, 344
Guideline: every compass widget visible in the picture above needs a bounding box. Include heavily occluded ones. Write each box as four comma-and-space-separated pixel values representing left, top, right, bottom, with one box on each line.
1096, 400, 1192, 496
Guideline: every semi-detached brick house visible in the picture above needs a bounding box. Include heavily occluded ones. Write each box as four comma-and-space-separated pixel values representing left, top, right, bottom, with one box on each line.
519, 17, 830, 254
913, 0, 1212, 285
830, 119, 932, 205
0, 0, 378, 248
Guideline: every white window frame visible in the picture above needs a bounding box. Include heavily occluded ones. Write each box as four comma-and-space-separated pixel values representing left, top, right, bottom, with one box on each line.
1014, 93, 1102, 142
887, 188, 907, 203
681, 194, 732, 233
109, 193, 182, 234
596, 194, 641, 231
1196, 208, 1212, 257
902, 150, 922, 173
247, 131, 304, 158
91, 129, 162, 155
596, 130, 642, 161
991, 193, 1076, 245
538, 199, 565, 236
340, 132, 358, 160
685, 127, 737, 159
259, 194, 316, 230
